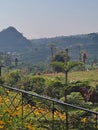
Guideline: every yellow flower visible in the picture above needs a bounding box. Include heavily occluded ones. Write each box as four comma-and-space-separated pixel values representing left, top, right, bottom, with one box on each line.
4, 98, 10, 103
0, 97, 2, 103
26, 124, 35, 130
81, 117, 87, 123
10, 111, 21, 117
0, 125, 4, 129
0, 120, 5, 129
16, 106, 21, 111
4, 109, 11, 113
0, 120, 5, 125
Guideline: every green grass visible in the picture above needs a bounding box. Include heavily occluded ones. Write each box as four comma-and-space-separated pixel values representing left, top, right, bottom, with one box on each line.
69, 70, 98, 81
68, 69, 98, 86
44, 69, 98, 86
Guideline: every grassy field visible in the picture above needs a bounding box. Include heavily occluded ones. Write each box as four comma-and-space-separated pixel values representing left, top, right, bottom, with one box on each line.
68, 69, 98, 87
44, 69, 98, 86
69, 69, 98, 81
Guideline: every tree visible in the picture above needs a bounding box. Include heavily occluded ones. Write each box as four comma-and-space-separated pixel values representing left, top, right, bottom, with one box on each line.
4, 70, 21, 87
52, 61, 82, 84
81, 50, 87, 64
44, 77, 64, 99
53, 48, 71, 72
53, 51, 65, 62
5, 54, 12, 66
52, 60, 82, 130
23, 75, 45, 94
48, 43, 56, 62
15, 58, 18, 67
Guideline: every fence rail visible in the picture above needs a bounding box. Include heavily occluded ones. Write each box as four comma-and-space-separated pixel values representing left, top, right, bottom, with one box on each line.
0, 84, 98, 130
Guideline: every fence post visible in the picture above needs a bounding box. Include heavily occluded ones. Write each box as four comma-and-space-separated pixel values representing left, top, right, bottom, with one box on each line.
21, 93, 24, 129
66, 110, 69, 130
95, 114, 98, 129
52, 101, 55, 130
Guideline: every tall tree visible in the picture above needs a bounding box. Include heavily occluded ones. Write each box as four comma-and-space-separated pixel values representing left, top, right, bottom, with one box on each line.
15, 58, 18, 67
48, 43, 56, 62
52, 61, 82, 84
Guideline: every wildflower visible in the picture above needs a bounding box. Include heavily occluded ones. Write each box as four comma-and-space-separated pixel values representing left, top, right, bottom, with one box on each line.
16, 106, 21, 111
26, 124, 35, 130
0, 97, 2, 103
0, 120, 5, 129
0, 125, 4, 129
81, 117, 87, 123
0, 120, 5, 125
4, 109, 11, 113
4, 98, 10, 103
10, 111, 21, 117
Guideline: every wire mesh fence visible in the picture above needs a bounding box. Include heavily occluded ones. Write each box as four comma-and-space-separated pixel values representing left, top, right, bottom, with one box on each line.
0, 84, 98, 130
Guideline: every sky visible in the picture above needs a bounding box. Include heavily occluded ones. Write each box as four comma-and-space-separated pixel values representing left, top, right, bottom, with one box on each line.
0, 0, 98, 39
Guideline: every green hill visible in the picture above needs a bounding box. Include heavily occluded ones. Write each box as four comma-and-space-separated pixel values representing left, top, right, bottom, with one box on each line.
0, 26, 98, 64
31, 33, 98, 63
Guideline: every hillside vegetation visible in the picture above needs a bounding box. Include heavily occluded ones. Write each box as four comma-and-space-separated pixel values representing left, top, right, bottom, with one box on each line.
0, 26, 98, 64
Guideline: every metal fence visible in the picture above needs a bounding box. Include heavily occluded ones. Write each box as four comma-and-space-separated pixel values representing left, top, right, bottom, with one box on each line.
0, 84, 98, 130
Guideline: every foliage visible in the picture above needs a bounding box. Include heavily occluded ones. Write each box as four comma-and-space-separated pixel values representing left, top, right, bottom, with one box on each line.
52, 61, 82, 84
0, 85, 98, 130
0, 77, 4, 85
1, 27, 98, 64
53, 51, 65, 62
23, 75, 45, 94
67, 92, 84, 105
52, 61, 82, 72
4, 69, 21, 87
0, 66, 98, 129
44, 77, 64, 99
65, 80, 90, 91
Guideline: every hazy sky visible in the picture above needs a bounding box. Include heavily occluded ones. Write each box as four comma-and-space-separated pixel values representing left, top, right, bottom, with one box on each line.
0, 0, 98, 39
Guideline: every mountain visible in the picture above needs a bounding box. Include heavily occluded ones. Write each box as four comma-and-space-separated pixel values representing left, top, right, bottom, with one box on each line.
0, 26, 98, 64
31, 33, 98, 62
0, 26, 32, 52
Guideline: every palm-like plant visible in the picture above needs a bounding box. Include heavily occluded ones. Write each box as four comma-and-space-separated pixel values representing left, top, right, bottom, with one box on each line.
52, 61, 82, 84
